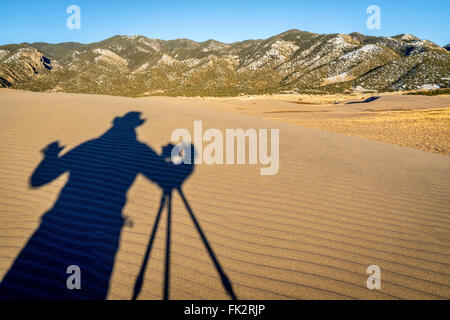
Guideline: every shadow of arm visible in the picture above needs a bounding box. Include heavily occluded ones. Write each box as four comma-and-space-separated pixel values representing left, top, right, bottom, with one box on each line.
30, 142, 68, 188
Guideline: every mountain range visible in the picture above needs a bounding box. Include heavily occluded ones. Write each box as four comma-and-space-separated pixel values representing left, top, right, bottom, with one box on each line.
0, 29, 449, 96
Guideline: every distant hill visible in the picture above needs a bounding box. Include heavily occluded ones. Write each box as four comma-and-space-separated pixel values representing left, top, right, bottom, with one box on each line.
444, 44, 450, 51
0, 30, 449, 96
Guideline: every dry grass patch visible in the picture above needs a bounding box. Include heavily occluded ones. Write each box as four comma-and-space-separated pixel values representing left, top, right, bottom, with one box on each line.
270, 108, 450, 156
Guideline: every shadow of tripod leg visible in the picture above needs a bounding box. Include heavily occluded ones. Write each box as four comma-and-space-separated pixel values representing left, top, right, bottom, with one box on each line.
163, 192, 172, 300
132, 193, 167, 300
177, 188, 237, 300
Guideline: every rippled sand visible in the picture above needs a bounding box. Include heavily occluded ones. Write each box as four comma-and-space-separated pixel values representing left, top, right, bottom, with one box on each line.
0, 89, 449, 299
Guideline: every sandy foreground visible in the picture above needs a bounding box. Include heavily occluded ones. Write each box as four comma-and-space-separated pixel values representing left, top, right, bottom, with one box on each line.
0, 89, 449, 299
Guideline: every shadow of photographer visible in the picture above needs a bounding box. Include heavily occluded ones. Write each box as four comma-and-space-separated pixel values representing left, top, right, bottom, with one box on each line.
0, 111, 235, 300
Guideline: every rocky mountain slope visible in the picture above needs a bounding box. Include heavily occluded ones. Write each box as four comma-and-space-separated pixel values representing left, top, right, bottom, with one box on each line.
1, 30, 449, 96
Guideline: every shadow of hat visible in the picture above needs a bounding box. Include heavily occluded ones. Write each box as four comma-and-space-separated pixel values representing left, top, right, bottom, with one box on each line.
113, 112, 146, 127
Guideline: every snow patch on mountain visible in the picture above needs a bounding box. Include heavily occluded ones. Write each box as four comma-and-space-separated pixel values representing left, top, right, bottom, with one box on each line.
239, 40, 299, 72
182, 58, 202, 69
0, 50, 9, 61
339, 45, 383, 62
3, 47, 39, 63
401, 34, 419, 42
138, 38, 162, 52
93, 49, 128, 68
157, 54, 179, 66
322, 72, 356, 85
134, 62, 151, 73
419, 84, 440, 90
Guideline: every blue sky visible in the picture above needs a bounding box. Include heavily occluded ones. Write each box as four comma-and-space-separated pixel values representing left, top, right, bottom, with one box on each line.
0, 0, 449, 46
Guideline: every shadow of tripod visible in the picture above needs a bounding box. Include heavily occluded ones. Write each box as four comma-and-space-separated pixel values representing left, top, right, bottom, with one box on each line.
132, 144, 237, 300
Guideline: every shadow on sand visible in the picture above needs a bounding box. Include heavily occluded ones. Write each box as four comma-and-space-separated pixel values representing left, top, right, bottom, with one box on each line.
0, 112, 236, 300
346, 96, 380, 104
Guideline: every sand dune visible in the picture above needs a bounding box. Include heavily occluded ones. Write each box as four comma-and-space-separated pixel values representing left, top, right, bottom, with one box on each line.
0, 89, 449, 299
163, 94, 450, 156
